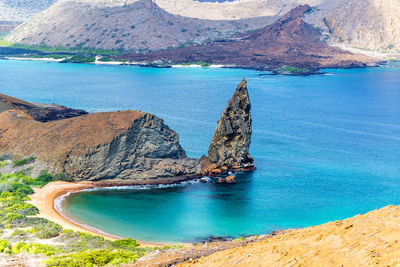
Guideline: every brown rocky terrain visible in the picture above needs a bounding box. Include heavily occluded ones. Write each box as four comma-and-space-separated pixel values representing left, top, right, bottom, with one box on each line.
177, 205, 400, 267
0, 93, 87, 122
121, 5, 375, 72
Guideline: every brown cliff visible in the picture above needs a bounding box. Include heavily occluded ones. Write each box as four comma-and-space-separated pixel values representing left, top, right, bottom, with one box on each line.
0, 109, 199, 181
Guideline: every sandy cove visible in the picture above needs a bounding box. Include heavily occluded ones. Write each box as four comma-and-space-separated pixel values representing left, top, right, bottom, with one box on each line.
27, 180, 191, 247
27, 181, 121, 241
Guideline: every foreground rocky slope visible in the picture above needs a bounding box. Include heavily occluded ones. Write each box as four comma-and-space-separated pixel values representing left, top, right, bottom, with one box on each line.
124, 5, 374, 72
177, 205, 400, 267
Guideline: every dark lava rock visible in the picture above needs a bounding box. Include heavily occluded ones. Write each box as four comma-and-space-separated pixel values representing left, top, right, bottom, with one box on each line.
206, 78, 254, 173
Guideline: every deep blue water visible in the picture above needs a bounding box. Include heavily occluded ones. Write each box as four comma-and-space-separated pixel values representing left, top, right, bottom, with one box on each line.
1, 59, 400, 243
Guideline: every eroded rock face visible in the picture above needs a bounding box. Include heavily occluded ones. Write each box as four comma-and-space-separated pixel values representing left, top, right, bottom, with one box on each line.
205, 79, 254, 174
0, 109, 199, 181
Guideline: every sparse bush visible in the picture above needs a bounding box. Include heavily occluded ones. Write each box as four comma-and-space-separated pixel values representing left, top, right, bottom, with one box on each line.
112, 238, 139, 250
0, 239, 11, 253
12, 156, 35, 167
44, 249, 139, 266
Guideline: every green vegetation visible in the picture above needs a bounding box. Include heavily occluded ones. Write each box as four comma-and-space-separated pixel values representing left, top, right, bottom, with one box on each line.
12, 156, 35, 167
0, 171, 177, 266
8, 43, 120, 55
180, 62, 211, 67
281, 66, 309, 73
12, 242, 64, 256
98, 57, 112, 62
44, 249, 139, 266
60, 55, 96, 63
0, 37, 12, 47
0, 160, 9, 168
0, 239, 11, 253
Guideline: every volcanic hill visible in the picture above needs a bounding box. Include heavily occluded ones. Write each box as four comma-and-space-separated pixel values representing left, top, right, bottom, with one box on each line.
121, 5, 375, 72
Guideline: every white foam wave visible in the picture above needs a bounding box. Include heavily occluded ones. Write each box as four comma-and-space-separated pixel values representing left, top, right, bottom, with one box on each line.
84, 178, 206, 192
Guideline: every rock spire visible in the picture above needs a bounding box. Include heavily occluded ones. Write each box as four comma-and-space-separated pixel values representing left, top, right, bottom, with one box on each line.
204, 78, 255, 175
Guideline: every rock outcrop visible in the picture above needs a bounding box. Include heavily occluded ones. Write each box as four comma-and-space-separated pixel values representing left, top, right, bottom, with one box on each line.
0, 93, 87, 122
201, 79, 255, 176
0, 108, 199, 181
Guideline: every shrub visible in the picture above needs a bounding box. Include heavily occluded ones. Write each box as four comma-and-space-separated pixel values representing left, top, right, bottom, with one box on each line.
12, 242, 63, 256
12, 156, 35, 167
112, 238, 139, 250
60, 55, 95, 63
0, 239, 11, 253
35, 173, 53, 186
10, 229, 26, 237
281, 66, 309, 73
0, 160, 9, 168
44, 249, 139, 266
33, 221, 62, 239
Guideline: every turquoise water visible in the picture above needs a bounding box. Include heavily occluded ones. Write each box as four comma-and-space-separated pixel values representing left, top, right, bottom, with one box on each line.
1, 59, 400, 243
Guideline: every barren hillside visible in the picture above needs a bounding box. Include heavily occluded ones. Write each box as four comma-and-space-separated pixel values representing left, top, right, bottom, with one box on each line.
123, 5, 374, 72
305, 0, 400, 52
5, 0, 274, 51
5, 0, 399, 54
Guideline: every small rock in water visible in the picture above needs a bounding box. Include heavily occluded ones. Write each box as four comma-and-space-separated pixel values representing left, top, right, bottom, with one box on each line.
217, 175, 237, 184
224, 175, 236, 184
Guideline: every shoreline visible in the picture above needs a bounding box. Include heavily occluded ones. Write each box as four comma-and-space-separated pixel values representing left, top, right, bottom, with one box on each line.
28, 180, 190, 247
3, 56, 392, 75
3, 56, 227, 68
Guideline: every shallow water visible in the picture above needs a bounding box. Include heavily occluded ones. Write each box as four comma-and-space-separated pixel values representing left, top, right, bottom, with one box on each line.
1, 59, 400, 243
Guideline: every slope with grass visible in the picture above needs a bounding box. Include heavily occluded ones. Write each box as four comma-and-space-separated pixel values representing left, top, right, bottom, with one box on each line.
0, 170, 167, 266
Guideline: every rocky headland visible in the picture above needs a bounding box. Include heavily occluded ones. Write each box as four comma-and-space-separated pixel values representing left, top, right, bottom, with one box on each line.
0, 93, 87, 122
0, 80, 254, 183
